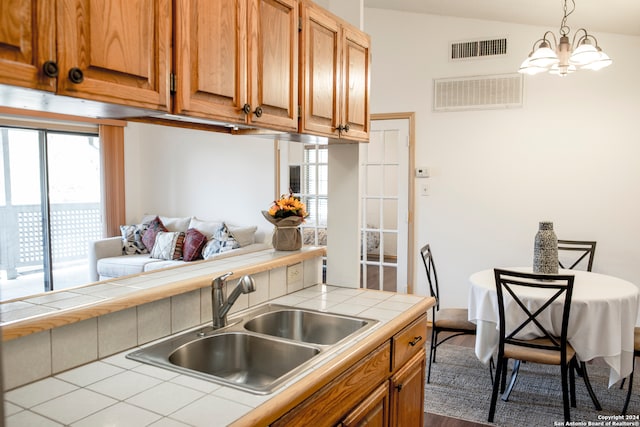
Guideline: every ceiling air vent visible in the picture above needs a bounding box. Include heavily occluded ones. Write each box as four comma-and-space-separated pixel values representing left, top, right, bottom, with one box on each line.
433, 73, 523, 112
451, 38, 507, 60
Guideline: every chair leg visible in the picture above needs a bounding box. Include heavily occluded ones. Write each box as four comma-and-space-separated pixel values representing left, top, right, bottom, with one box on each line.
578, 361, 602, 411
569, 359, 576, 408
489, 357, 505, 423
501, 360, 520, 402
427, 328, 437, 383
622, 358, 636, 415
561, 363, 571, 422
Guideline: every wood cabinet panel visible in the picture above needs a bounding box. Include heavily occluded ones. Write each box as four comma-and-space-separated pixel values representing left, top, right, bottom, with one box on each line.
0, 0, 56, 91
248, 0, 298, 130
299, 2, 340, 138
273, 341, 391, 427
390, 350, 426, 427
174, 0, 247, 122
56, 0, 171, 111
342, 25, 370, 141
341, 381, 389, 427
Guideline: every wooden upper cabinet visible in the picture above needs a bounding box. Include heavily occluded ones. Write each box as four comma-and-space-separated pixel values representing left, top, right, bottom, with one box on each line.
248, 0, 298, 131
341, 25, 370, 141
299, 1, 370, 142
0, 0, 56, 92
56, 0, 171, 111
174, 0, 298, 131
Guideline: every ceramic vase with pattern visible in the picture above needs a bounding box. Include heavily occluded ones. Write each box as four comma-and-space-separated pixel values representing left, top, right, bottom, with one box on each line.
533, 221, 558, 274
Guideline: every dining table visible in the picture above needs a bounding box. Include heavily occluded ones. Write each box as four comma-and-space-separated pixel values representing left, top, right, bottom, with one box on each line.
468, 267, 640, 387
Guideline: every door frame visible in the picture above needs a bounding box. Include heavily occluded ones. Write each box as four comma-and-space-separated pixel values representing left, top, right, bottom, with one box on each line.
370, 112, 416, 293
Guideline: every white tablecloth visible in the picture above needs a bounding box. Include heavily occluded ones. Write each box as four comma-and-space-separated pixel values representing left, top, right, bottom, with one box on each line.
468, 267, 640, 387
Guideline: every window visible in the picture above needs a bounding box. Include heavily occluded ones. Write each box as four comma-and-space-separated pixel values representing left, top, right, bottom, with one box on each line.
0, 126, 103, 300
297, 144, 328, 246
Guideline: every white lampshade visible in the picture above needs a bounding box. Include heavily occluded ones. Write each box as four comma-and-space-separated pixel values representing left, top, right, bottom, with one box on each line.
549, 63, 576, 77
518, 57, 548, 75
581, 49, 612, 70
569, 40, 600, 66
529, 45, 559, 68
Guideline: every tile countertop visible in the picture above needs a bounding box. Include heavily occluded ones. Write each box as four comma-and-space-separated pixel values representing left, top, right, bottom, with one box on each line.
4, 285, 434, 427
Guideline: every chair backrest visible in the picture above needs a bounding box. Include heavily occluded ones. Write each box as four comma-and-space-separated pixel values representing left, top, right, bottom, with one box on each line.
493, 269, 575, 362
558, 240, 597, 271
420, 244, 440, 310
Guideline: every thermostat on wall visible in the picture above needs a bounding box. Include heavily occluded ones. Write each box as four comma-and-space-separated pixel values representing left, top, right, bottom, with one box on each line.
415, 167, 429, 178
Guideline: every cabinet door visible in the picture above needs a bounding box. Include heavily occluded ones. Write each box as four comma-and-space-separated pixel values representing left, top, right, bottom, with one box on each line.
0, 0, 56, 92
56, 0, 171, 111
174, 0, 248, 123
340, 25, 370, 142
390, 350, 426, 427
341, 381, 389, 427
248, 0, 298, 131
299, 1, 340, 138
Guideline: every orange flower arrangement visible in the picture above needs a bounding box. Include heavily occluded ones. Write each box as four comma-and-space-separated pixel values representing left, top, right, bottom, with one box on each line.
266, 192, 308, 220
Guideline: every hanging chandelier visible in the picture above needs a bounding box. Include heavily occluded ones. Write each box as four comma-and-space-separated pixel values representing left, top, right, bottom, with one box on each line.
519, 0, 612, 77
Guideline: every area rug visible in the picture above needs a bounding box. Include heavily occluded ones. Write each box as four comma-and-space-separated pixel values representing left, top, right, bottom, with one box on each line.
424, 344, 640, 427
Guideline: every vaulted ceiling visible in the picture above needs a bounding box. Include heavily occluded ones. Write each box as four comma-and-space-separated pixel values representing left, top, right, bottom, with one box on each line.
363, 0, 640, 36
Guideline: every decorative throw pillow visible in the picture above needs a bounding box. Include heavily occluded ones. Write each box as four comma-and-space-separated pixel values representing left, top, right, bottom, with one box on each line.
188, 217, 223, 240
120, 223, 149, 255
142, 216, 168, 250
225, 223, 257, 247
150, 231, 185, 260
201, 224, 240, 259
182, 228, 207, 261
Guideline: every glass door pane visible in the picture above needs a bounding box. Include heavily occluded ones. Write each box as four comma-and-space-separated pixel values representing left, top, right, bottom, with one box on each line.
47, 132, 102, 290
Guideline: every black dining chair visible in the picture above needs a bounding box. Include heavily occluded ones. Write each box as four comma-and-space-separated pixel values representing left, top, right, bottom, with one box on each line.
489, 269, 601, 423
621, 327, 640, 414
420, 244, 478, 383
558, 240, 597, 271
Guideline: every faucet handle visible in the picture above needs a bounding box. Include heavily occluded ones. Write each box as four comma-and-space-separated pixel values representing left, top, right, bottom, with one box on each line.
212, 271, 233, 287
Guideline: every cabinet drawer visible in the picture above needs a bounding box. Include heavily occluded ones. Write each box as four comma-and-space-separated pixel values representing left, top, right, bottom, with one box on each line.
392, 314, 427, 371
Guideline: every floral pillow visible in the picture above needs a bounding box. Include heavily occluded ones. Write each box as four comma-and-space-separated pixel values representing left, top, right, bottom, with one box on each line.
150, 231, 185, 260
120, 223, 149, 255
201, 224, 240, 259
142, 216, 168, 250
182, 228, 207, 261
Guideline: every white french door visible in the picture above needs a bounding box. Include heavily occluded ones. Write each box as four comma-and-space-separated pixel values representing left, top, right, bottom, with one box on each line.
360, 118, 410, 293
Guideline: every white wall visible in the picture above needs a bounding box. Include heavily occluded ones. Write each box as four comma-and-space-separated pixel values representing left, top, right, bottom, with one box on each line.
364, 8, 640, 307
123, 123, 275, 237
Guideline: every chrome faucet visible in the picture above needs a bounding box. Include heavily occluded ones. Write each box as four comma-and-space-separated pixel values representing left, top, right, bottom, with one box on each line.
211, 272, 256, 329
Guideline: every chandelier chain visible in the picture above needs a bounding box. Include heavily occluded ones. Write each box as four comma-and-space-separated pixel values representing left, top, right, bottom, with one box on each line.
559, 0, 576, 36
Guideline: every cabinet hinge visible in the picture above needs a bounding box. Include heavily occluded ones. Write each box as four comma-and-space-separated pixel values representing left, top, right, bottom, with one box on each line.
298, 105, 301, 117
298, 17, 302, 32
170, 73, 177, 93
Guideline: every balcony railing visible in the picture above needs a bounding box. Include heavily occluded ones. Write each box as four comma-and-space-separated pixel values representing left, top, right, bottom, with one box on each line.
0, 203, 102, 279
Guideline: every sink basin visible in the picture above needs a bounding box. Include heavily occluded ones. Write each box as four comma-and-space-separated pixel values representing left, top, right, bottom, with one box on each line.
169, 332, 320, 391
127, 304, 378, 394
244, 309, 370, 345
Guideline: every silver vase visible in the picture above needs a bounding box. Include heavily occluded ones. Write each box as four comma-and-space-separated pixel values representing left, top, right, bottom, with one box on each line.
533, 221, 558, 274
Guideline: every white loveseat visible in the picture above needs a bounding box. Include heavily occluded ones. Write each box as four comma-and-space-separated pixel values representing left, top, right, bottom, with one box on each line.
88, 215, 270, 281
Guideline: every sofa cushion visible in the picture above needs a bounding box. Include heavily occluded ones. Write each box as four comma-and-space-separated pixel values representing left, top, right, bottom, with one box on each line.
150, 231, 185, 260
142, 216, 168, 250
120, 223, 149, 255
225, 223, 257, 247
141, 215, 192, 233
201, 224, 240, 258
97, 254, 161, 278
188, 217, 223, 240
183, 228, 207, 261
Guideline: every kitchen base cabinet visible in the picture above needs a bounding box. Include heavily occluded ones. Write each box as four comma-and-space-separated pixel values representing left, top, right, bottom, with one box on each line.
271, 313, 427, 427
390, 350, 426, 427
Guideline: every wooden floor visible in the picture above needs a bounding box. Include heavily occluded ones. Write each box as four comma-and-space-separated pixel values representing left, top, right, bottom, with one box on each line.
423, 330, 490, 427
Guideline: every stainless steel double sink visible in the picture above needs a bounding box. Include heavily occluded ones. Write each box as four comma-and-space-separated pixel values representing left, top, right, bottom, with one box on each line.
127, 304, 378, 394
